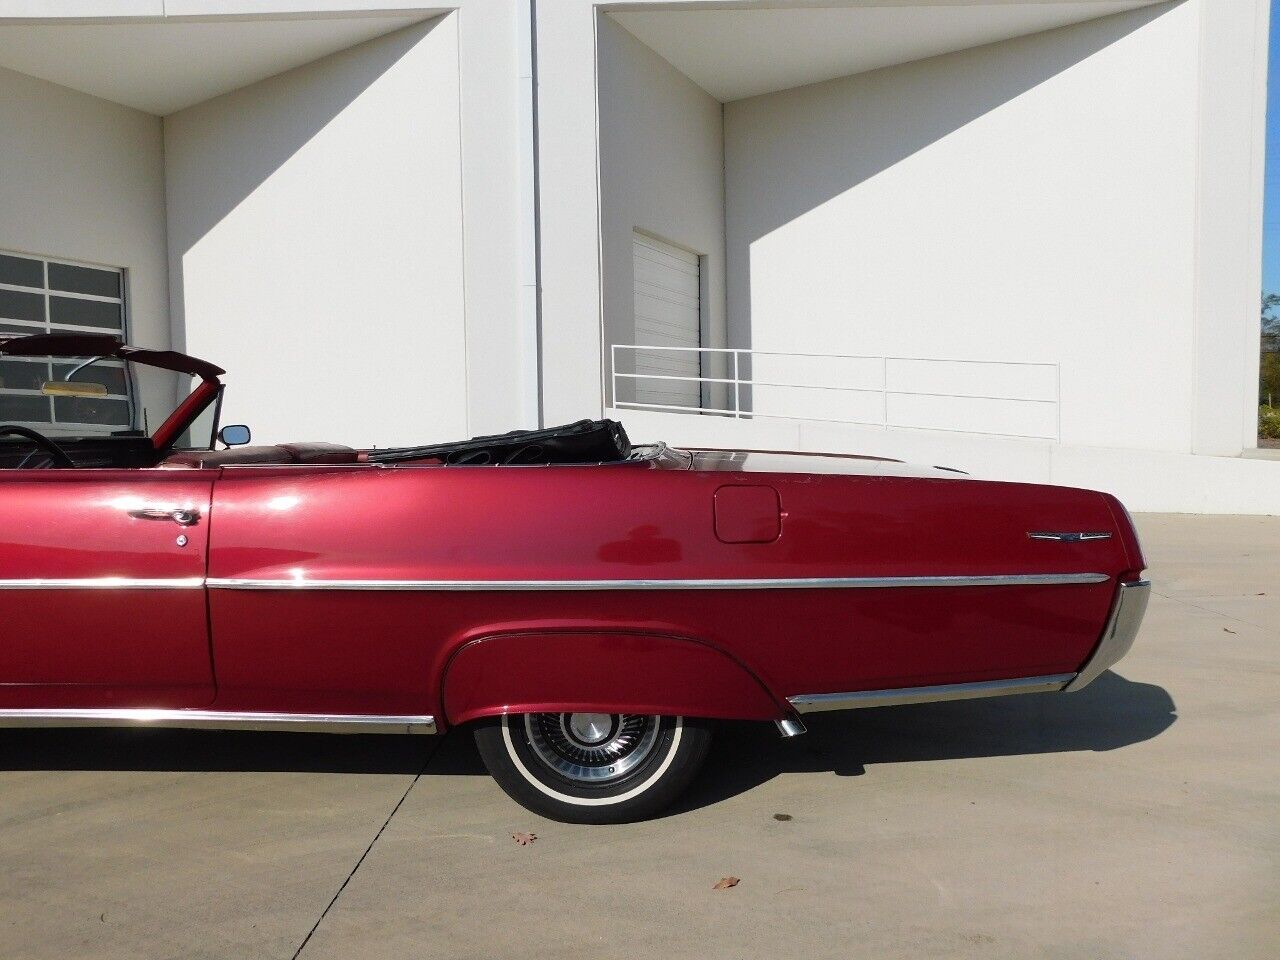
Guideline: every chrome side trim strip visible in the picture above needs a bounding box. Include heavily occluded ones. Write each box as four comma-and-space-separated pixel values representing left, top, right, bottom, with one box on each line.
0, 709, 437, 736
1064, 579, 1151, 692
0, 577, 205, 590
788, 674, 1076, 713
0, 573, 1112, 592
205, 573, 1110, 592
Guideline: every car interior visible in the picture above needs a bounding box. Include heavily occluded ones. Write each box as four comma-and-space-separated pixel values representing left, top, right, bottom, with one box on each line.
0, 429, 160, 470
1, 331, 635, 470
0, 420, 369, 470
0, 421, 638, 470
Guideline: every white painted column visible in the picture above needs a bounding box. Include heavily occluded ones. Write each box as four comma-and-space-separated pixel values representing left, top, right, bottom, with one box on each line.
455, 0, 532, 436
534, 0, 606, 425
1190, 0, 1271, 455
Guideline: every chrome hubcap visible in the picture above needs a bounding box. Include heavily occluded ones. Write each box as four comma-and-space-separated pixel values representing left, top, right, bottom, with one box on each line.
565, 712, 612, 745
524, 713, 660, 784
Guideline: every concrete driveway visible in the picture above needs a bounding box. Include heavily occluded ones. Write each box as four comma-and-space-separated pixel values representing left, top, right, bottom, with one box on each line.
1, 515, 1276, 960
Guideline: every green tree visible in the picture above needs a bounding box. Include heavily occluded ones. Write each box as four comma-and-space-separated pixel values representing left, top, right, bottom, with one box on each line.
1261, 293, 1280, 412
1263, 292, 1280, 341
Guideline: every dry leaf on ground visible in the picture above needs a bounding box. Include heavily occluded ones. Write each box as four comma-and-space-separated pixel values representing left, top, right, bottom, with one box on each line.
712, 877, 740, 890
512, 832, 537, 845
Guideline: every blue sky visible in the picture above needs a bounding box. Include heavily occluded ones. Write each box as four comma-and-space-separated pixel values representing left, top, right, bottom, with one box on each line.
1264, 0, 1280, 293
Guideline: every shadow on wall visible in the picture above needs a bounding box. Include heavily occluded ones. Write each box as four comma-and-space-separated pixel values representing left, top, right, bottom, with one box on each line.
726, 1, 1185, 348
163, 16, 443, 356
0, 672, 1174, 804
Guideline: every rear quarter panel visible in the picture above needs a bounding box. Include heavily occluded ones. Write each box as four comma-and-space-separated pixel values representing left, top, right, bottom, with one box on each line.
205, 464, 1129, 722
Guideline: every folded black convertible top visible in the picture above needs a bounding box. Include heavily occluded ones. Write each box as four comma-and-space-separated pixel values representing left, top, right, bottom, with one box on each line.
367, 419, 632, 466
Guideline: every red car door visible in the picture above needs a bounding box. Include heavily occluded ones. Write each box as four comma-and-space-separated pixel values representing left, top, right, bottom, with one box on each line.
0, 469, 215, 708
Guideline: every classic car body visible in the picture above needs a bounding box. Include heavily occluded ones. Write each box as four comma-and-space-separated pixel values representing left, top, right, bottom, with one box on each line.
0, 333, 1149, 822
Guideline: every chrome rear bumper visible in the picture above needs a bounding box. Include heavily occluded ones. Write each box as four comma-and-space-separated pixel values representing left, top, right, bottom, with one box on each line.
1064, 579, 1150, 691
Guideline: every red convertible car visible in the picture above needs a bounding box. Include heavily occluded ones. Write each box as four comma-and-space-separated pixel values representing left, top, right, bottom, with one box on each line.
0, 333, 1149, 823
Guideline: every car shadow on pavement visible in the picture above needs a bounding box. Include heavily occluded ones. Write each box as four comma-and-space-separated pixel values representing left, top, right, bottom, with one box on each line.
0, 673, 1174, 807
0, 725, 435, 775
669, 670, 1176, 816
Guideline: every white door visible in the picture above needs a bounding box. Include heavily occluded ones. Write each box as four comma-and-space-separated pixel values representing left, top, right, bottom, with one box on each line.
632, 232, 701, 409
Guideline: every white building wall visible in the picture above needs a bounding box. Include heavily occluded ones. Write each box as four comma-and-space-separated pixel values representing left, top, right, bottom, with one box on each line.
164, 17, 468, 448
723, 3, 1200, 454
596, 14, 727, 407
0, 0, 1272, 512
0, 65, 169, 352
535, 0, 1278, 513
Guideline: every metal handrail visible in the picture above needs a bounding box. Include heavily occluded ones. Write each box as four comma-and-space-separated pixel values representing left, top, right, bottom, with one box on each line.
610, 343, 1062, 441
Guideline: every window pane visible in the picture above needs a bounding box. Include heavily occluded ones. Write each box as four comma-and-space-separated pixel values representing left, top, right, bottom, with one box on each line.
0, 288, 45, 325
53, 396, 130, 426
48, 262, 121, 298
52, 361, 127, 395
0, 251, 132, 436
0, 253, 43, 289
0, 359, 50, 391
0, 394, 51, 422
50, 295, 121, 330
175, 394, 218, 450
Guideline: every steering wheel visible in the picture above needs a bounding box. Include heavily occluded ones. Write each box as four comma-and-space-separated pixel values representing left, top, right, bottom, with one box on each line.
0, 425, 75, 468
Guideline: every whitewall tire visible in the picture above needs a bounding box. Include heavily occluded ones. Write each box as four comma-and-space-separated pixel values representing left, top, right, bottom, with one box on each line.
473, 712, 712, 824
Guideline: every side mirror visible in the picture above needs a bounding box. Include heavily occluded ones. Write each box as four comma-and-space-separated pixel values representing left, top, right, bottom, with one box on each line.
219, 424, 251, 447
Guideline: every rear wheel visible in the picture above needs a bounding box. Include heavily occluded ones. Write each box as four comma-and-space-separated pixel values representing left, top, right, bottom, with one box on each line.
473, 712, 711, 824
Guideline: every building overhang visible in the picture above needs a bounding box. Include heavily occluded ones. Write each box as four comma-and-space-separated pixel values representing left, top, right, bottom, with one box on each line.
0, 3, 448, 114
607, 0, 1170, 101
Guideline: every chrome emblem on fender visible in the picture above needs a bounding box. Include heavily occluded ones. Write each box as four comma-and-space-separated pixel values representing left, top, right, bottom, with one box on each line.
1027, 531, 1113, 542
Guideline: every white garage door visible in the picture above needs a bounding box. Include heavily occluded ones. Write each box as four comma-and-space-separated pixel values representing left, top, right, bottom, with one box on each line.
632, 232, 701, 409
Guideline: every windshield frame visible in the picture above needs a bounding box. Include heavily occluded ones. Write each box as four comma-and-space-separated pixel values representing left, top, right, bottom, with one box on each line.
0, 332, 226, 455
151, 377, 223, 452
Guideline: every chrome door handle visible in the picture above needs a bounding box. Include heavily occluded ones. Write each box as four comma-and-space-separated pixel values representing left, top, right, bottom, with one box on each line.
129, 507, 201, 526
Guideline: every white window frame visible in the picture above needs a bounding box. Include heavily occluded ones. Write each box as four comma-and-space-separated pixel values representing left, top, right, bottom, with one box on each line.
0, 249, 132, 436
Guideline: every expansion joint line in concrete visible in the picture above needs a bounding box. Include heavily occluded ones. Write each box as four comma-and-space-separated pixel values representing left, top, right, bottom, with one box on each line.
291, 736, 444, 959
1151, 588, 1280, 638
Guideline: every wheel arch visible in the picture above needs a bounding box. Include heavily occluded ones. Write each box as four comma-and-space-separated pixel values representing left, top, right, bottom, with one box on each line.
438, 628, 787, 728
